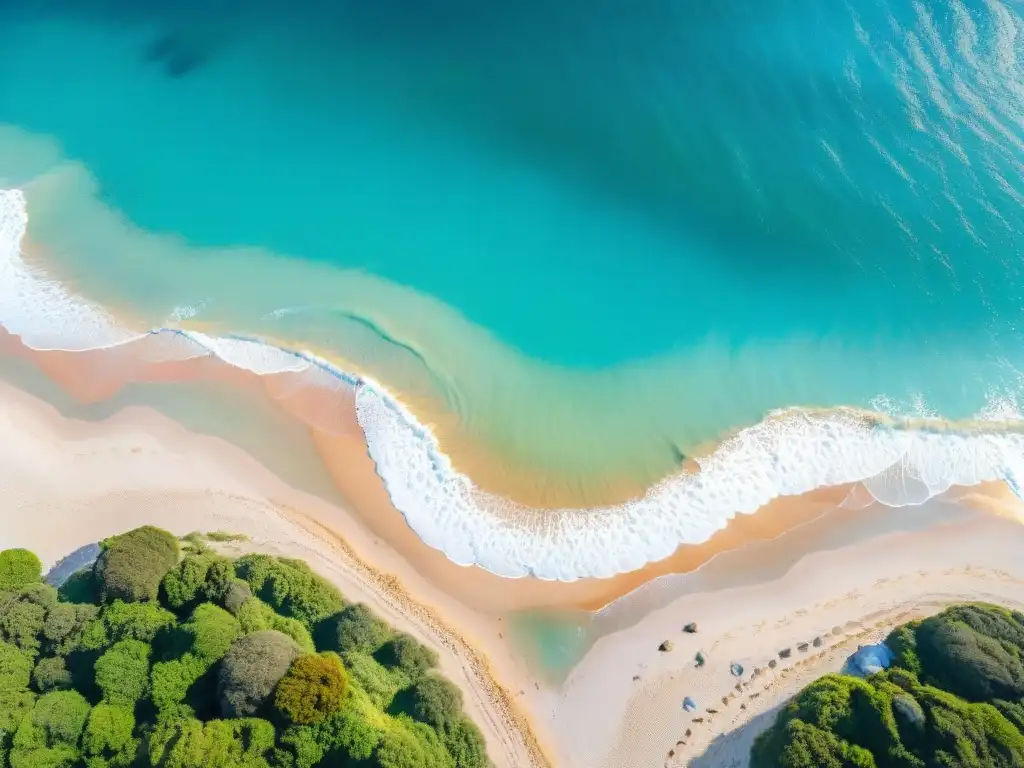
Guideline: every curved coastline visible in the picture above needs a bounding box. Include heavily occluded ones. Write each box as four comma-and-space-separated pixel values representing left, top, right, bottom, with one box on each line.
5, 186, 1024, 584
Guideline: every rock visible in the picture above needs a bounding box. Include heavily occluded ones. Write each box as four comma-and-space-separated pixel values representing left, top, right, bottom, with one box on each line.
706, 708, 718, 714
668, 750, 675, 758
659, 640, 674, 652
682, 696, 698, 712
683, 622, 698, 634
633, 675, 641, 681
740, 703, 747, 710
779, 648, 792, 659
797, 642, 809, 652
768, 659, 777, 669
685, 729, 692, 737
813, 636, 823, 647
692, 717, 704, 723
721, 696, 729, 706
695, 651, 706, 667
832, 625, 843, 635
730, 663, 744, 676
677, 740, 685, 745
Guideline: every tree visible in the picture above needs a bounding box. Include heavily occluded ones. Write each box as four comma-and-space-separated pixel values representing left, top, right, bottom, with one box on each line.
0, 691, 35, 768
93, 527, 179, 604
161, 555, 234, 613
380, 633, 438, 679
405, 675, 464, 730
0, 600, 47, 657
234, 555, 343, 628
82, 703, 136, 768
10, 690, 91, 768
102, 601, 175, 643
373, 720, 455, 768
0, 551, 42, 593
150, 654, 206, 713
442, 718, 488, 768
217, 631, 300, 718
32, 658, 72, 693
319, 604, 391, 655
95, 640, 151, 707
0, 641, 32, 692
222, 581, 252, 616
145, 717, 275, 768
181, 604, 240, 663
274, 654, 348, 725
42, 603, 98, 657
56, 570, 97, 606
236, 599, 314, 653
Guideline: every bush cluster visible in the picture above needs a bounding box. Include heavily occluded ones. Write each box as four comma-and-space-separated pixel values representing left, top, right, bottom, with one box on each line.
753, 603, 1024, 767
0, 532, 488, 768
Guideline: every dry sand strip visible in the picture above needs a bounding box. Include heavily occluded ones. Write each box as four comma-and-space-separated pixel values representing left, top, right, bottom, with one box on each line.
0, 378, 552, 768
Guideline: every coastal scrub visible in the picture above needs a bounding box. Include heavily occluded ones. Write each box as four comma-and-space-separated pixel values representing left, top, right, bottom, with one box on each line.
0, 537, 489, 768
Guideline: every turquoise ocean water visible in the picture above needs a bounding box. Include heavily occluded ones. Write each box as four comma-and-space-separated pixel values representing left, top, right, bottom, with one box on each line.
2, 0, 1024, 580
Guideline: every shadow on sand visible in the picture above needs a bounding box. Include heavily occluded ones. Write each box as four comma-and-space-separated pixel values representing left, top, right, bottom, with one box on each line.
688, 703, 783, 768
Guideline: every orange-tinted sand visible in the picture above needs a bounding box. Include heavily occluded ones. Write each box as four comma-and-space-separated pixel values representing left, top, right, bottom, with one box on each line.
0, 325, 866, 612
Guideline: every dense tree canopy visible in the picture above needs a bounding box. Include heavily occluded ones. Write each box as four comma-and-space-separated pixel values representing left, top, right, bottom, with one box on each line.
0, 528, 488, 768
94, 527, 179, 604
753, 603, 1024, 768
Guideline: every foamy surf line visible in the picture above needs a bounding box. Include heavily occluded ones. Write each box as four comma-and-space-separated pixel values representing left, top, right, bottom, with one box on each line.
4, 186, 1024, 581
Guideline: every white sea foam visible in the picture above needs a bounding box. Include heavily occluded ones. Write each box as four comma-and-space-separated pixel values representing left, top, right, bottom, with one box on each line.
2, 186, 1024, 580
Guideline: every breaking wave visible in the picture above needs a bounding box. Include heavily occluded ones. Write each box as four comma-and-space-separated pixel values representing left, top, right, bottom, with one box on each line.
3, 186, 1024, 580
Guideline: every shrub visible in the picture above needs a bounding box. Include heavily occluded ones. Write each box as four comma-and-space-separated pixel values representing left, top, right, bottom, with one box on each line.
161, 554, 234, 613
181, 604, 239, 663
912, 604, 1024, 702
374, 719, 455, 768
94, 527, 179, 604
319, 604, 391, 654
379, 633, 438, 679
11, 690, 91, 765
217, 631, 300, 718
0, 691, 35, 767
405, 675, 464, 730
0, 551, 42, 593
0, 641, 32, 692
222, 581, 252, 616
343, 652, 404, 710
150, 654, 206, 713
443, 718, 488, 768
274, 654, 348, 725
102, 601, 175, 643
82, 704, 136, 768
236, 599, 314, 653
95, 640, 151, 707
73, 620, 110, 654
57, 569, 98, 606
145, 717, 275, 768
0, 600, 47, 657
234, 555, 343, 628
32, 658, 72, 693
42, 603, 99, 657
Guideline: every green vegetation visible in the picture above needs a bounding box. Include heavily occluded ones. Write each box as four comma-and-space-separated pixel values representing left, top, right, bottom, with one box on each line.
274, 654, 348, 726
0, 550, 42, 593
0, 534, 494, 768
752, 603, 1024, 767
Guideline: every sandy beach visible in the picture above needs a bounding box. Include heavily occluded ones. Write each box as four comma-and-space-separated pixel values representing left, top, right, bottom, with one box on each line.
4, 338, 1024, 768
552, 498, 1024, 768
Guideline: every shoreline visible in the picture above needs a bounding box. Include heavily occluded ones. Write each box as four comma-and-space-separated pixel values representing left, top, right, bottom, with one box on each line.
6, 179, 1024, 584
552, 505, 1024, 767
4, 329, 1024, 768
0, 370, 554, 768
